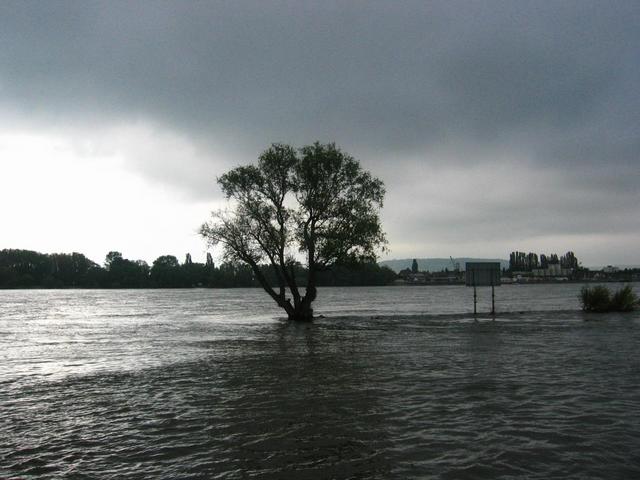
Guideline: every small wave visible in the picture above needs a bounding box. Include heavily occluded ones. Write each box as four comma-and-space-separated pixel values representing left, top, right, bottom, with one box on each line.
3, 288, 640, 479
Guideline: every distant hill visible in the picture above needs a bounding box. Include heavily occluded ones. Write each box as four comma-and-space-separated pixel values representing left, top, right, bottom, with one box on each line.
586, 265, 640, 271
380, 258, 509, 273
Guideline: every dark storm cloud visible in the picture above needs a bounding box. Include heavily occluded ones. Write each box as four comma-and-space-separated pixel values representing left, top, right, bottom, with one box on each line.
2, 1, 637, 156
1, 1, 638, 261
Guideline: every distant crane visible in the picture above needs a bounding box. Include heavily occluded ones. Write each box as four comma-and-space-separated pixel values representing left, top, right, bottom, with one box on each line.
450, 256, 460, 273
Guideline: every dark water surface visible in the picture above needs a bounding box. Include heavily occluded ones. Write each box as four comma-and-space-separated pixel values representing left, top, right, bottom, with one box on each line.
2, 285, 640, 479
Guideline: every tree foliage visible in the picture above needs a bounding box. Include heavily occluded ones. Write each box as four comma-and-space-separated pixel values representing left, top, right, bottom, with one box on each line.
0, 248, 396, 290
0, 249, 103, 288
200, 142, 387, 320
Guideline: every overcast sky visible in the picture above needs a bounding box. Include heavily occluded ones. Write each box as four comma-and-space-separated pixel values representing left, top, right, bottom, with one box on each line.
1, 1, 638, 267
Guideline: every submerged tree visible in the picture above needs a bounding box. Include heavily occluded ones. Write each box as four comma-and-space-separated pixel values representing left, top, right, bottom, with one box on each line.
200, 142, 387, 321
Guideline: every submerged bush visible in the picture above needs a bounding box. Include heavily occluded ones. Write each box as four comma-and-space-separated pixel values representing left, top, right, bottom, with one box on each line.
580, 285, 611, 312
610, 285, 638, 312
581, 284, 638, 312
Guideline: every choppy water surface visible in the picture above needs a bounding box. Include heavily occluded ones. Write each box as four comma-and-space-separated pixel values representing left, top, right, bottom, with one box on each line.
2, 284, 640, 479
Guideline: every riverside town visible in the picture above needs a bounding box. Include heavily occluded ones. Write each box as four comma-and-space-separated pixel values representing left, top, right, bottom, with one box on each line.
395, 251, 640, 285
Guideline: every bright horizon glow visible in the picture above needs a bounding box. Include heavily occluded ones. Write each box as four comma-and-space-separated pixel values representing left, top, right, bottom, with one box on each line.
1, 127, 637, 268
0, 128, 219, 266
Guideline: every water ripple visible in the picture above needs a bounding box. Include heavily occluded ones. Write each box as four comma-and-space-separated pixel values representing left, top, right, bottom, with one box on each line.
1, 287, 640, 478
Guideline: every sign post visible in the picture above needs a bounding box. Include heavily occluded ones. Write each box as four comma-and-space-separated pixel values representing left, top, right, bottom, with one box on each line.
465, 262, 501, 316
491, 278, 495, 315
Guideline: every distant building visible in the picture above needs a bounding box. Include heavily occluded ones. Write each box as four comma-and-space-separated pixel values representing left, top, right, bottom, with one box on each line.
409, 273, 426, 283
548, 263, 561, 276
602, 265, 620, 273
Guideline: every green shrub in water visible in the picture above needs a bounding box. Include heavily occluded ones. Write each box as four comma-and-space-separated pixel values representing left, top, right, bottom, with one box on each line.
580, 284, 638, 312
610, 285, 638, 312
580, 285, 611, 312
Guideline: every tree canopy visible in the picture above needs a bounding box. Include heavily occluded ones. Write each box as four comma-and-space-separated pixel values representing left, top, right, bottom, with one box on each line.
0, 248, 396, 289
200, 142, 387, 321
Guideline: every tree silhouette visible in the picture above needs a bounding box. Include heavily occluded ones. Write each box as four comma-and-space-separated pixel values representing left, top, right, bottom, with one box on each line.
201, 142, 387, 321
0, 248, 399, 289
411, 258, 419, 273
150, 255, 182, 287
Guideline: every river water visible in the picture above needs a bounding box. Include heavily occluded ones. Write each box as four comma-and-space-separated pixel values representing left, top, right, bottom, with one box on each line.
1, 284, 640, 478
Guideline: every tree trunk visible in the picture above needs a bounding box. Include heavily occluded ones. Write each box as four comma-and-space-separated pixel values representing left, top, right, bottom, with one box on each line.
244, 256, 316, 321
289, 302, 314, 322
290, 281, 317, 321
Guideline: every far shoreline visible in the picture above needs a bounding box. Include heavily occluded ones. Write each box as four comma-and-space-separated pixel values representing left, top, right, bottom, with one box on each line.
2, 279, 637, 291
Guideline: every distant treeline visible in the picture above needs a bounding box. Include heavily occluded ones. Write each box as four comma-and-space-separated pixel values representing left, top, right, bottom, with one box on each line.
508, 251, 579, 271
0, 249, 397, 289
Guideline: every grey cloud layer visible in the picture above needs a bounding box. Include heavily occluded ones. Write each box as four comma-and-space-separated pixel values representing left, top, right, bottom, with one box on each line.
2, 1, 637, 155
1, 1, 638, 261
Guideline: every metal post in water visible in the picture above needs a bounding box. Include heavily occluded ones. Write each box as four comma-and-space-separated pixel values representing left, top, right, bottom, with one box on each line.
491, 284, 495, 316
473, 270, 477, 315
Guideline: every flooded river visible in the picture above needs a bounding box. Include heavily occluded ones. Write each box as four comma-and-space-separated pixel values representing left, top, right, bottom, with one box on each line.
2, 285, 640, 478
